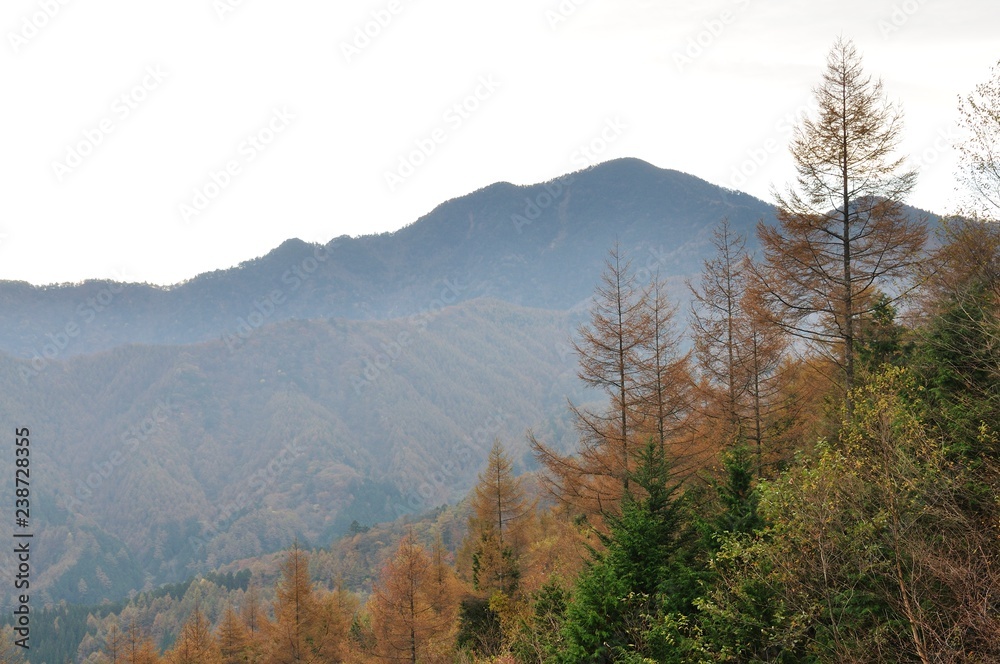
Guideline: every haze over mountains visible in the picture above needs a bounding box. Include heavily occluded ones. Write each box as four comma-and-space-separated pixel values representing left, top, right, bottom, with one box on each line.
0, 159, 773, 360
0, 158, 785, 607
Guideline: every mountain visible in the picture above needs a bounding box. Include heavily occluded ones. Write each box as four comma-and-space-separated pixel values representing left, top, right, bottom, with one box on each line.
0, 159, 783, 608
0, 159, 775, 360
0, 298, 586, 607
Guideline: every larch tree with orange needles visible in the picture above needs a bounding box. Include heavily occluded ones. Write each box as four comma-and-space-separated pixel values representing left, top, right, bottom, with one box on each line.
690, 218, 792, 471
169, 607, 221, 664
758, 37, 926, 415
532, 244, 692, 521
467, 439, 531, 596
369, 534, 456, 663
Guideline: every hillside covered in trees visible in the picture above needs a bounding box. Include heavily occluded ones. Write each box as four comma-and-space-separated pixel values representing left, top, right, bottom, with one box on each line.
3, 38, 1000, 664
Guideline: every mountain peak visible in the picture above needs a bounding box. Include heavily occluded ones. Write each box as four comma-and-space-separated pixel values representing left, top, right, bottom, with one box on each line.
0, 160, 779, 357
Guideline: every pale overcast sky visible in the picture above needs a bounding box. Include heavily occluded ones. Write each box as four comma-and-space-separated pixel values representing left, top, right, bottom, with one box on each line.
3, 0, 997, 285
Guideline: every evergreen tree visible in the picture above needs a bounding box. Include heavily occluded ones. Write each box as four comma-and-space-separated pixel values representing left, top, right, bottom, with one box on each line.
916, 217, 1000, 460
559, 440, 691, 662
706, 443, 764, 543
511, 579, 569, 664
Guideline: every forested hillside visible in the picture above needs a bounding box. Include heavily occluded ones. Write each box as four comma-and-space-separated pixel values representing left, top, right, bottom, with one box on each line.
17, 206, 1000, 662
2, 37, 998, 664
0, 299, 588, 609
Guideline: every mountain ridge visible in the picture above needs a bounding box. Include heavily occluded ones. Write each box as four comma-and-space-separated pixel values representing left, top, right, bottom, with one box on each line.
0, 158, 777, 359
0, 296, 587, 607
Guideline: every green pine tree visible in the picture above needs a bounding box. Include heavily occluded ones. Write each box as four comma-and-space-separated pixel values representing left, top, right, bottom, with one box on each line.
559, 439, 692, 662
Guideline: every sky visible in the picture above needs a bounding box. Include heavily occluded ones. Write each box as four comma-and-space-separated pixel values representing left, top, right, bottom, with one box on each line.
2, 0, 997, 286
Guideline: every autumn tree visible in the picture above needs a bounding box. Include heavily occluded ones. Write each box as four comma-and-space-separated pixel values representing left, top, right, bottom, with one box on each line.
217, 605, 250, 664
103, 622, 125, 664
427, 537, 462, 625
690, 219, 791, 470
466, 439, 531, 596
637, 273, 695, 472
571, 243, 648, 495
956, 58, 1000, 218
309, 582, 359, 662
267, 543, 325, 664
690, 219, 748, 440
758, 37, 927, 413
123, 615, 161, 664
170, 607, 221, 664
457, 440, 534, 657
369, 534, 456, 663
533, 245, 692, 520
240, 582, 268, 659
0, 627, 26, 664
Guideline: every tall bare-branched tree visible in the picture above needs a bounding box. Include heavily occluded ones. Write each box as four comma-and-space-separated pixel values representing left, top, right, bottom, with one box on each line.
758, 37, 927, 414
573, 243, 648, 494
638, 273, 694, 465
956, 58, 1000, 219
690, 219, 791, 471
532, 244, 692, 520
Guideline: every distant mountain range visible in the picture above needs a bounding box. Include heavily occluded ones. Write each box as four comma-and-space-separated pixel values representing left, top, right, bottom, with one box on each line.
0, 299, 584, 607
0, 158, 853, 608
0, 158, 775, 361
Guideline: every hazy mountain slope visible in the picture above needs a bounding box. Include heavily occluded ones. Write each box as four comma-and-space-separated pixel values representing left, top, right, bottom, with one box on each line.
0, 159, 775, 358
0, 298, 585, 606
